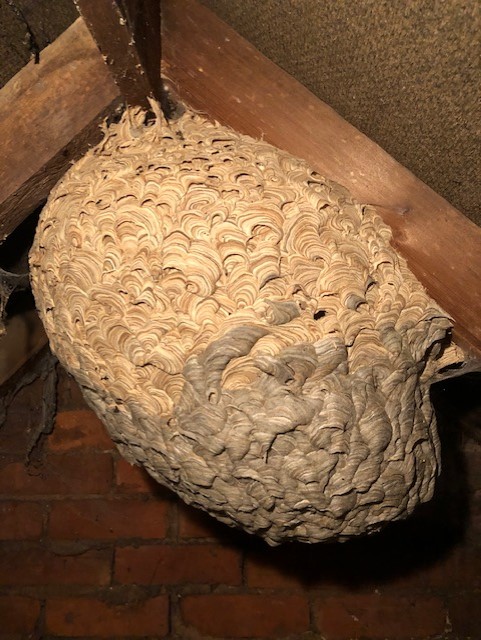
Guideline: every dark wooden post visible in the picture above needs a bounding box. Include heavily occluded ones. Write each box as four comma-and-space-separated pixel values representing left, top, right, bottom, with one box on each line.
0, 1, 164, 241
74, 0, 162, 109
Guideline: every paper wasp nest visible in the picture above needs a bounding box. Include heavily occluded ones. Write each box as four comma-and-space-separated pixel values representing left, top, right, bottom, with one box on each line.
30, 105, 461, 544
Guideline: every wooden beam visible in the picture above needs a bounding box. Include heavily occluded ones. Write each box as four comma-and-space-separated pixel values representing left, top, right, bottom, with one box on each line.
161, 0, 481, 360
74, 0, 162, 109
0, 18, 121, 242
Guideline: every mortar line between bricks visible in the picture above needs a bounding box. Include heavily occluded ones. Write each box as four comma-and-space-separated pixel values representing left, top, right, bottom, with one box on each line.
42, 501, 50, 542
108, 453, 116, 499
170, 498, 179, 543
307, 590, 316, 635
34, 597, 46, 638
167, 587, 180, 637
167, 589, 174, 637
109, 543, 115, 587
240, 547, 247, 588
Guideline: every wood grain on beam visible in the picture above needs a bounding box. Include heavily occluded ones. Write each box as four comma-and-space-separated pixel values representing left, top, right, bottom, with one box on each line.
75, 0, 162, 109
161, 0, 481, 359
0, 18, 120, 242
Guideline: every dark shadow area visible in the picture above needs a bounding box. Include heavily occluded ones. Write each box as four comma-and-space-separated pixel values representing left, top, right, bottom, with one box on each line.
0, 205, 40, 272
0, 207, 40, 320
4, 286, 35, 317
239, 373, 481, 589
0, 0, 78, 88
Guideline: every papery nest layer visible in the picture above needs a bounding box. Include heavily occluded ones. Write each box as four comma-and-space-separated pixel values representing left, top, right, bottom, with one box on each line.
30, 103, 463, 544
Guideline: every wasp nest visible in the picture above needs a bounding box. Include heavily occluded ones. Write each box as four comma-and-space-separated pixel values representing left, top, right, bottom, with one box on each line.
30, 104, 462, 544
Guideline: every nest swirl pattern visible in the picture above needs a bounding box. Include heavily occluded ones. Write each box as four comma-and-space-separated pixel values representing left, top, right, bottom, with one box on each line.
30, 106, 461, 544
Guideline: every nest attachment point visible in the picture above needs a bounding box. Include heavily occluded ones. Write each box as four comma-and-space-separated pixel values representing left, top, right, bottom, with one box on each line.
30, 103, 462, 544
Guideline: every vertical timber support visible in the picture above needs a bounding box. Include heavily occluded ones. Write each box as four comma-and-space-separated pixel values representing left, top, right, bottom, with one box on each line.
74, 0, 162, 109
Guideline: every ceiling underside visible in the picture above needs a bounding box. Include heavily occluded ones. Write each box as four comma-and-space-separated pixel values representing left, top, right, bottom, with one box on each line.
1, 0, 479, 225
202, 0, 480, 227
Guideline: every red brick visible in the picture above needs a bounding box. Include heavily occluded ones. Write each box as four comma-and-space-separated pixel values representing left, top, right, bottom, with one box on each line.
46, 594, 168, 636
0, 545, 111, 585
0, 407, 38, 455
378, 545, 481, 592
0, 453, 112, 495
449, 592, 481, 637
49, 498, 169, 540
0, 501, 44, 539
181, 594, 310, 638
115, 458, 157, 493
178, 502, 231, 539
246, 550, 304, 589
56, 368, 88, 411
48, 410, 113, 451
315, 594, 446, 639
0, 379, 46, 453
0, 595, 41, 633
115, 544, 241, 585
464, 440, 481, 488
416, 546, 481, 589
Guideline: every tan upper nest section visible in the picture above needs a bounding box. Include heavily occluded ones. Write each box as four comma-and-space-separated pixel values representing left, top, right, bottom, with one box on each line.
30, 103, 462, 544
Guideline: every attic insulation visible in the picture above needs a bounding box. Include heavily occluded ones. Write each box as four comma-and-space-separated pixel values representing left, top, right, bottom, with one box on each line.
29, 103, 462, 544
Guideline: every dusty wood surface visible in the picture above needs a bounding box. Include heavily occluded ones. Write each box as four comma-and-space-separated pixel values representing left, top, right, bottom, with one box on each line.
75, 0, 162, 109
0, 17, 120, 242
161, 0, 481, 360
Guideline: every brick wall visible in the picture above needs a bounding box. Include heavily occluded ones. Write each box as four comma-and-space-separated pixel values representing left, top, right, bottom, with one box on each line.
0, 366, 480, 639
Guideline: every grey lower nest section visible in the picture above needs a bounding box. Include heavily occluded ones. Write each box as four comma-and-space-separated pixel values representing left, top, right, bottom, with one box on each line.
30, 103, 462, 545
